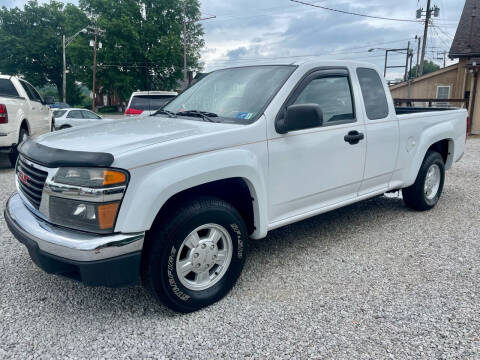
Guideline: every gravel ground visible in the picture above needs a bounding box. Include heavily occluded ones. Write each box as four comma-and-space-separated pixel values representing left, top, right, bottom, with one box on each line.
1, 139, 480, 359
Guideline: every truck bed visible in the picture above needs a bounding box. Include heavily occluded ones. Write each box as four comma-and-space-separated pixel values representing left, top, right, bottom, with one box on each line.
395, 107, 457, 115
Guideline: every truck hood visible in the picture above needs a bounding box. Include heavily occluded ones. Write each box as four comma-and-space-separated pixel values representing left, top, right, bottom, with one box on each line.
35, 116, 239, 157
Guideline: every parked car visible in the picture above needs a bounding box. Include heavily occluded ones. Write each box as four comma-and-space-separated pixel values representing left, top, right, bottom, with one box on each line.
125, 91, 177, 116
52, 108, 111, 130
5, 61, 468, 313
0, 75, 52, 167
48, 102, 70, 109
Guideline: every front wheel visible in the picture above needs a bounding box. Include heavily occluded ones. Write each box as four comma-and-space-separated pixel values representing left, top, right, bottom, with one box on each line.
141, 197, 248, 313
402, 151, 445, 211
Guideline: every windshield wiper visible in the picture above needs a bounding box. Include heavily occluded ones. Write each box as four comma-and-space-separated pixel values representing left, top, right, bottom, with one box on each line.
152, 109, 177, 118
176, 110, 219, 123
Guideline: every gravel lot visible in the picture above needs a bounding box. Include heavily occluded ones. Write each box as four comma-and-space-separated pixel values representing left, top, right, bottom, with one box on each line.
1, 139, 480, 359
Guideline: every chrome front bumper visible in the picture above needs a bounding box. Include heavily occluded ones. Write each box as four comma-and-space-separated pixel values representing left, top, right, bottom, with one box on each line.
5, 192, 144, 262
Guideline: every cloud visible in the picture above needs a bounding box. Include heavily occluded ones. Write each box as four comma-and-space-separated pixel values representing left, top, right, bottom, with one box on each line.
200, 0, 464, 79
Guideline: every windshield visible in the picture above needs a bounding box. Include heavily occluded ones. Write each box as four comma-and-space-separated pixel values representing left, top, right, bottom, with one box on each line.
164, 65, 295, 123
130, 95, 176, 111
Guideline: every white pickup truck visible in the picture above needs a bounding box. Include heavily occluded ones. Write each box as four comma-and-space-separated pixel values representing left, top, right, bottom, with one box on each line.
5, 60, 467, 312
0, 75, 52, 166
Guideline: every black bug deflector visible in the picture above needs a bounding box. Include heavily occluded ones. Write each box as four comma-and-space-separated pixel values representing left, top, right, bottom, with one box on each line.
19, 139, 114, 168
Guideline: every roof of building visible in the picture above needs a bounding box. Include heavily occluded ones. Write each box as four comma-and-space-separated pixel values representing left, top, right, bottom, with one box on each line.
389, 63, 459, 90
449, 0, 480, 58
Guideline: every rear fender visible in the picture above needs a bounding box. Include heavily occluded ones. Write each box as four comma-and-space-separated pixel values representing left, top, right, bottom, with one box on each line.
405, 121, 454, 186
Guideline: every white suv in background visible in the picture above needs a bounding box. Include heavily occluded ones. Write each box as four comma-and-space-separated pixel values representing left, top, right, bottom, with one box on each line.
53, 108, 112, 130
125, 91, 177, 116
0, 75, 52, 166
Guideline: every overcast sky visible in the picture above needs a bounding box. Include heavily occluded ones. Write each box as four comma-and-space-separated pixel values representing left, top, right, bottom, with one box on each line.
1, 0, 463, 80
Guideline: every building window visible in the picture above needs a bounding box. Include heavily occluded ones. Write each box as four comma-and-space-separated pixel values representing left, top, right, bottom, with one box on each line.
436, 86, 451, 99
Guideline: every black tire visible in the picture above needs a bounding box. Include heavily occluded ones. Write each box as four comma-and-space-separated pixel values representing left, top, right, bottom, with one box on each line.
8, 127, 28, 168
402, 150, 445, 211
141, 197, 248, 313
59, 125, 71, 130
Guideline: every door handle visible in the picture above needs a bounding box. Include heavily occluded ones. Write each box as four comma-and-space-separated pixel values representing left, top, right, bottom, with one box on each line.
344, 130, 364, 145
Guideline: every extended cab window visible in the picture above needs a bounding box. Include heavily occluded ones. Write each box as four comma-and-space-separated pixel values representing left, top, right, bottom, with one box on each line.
0, 79, 19, 97
293, 75, 354, 124
356, 68, 389, 120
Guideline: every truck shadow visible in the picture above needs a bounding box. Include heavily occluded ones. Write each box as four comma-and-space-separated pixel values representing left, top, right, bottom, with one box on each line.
19, 194, 408, 317
0, 155, 12, 170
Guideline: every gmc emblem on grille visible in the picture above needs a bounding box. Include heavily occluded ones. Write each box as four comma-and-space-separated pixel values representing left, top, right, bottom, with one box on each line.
18, 170, 30, 185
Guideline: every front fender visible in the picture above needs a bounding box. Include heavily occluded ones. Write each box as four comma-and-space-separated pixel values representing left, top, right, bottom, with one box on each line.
115, 146, 268, 239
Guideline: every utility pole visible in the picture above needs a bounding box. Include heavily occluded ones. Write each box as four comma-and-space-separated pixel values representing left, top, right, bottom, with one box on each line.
404, 41, 411, 81
417, 1, 440, 76
62, 35, 66, 103
437, 50, 447, 68
415, 35, 421, 77
92, 30, 98, 112
182, 3, 215, 90
62, 28, 87, 105
419, 0, 431, 76
183, 7, 188, 89
85, 25, 105, 112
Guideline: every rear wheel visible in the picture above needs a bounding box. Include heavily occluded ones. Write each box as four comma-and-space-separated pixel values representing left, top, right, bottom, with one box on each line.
141, 197, 248, 313
8, 127, 28, 168
402, 151, 445, 211
59, 125, 71, 130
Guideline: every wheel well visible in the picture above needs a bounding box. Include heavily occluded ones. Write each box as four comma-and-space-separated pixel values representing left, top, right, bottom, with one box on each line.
428, 139, 451, 165
20, 120, 29, 134
155, 178, 255, 235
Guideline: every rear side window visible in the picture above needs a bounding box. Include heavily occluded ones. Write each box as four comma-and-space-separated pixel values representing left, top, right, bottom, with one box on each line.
130, 95, 175, 111
0, 79, 19, 97
67, 110, 83, 118
81, 110, 101, 119
356, 68, 389, 120
53, 110, 67, 117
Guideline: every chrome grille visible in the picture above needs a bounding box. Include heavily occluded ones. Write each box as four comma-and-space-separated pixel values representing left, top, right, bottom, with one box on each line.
16, 157, 48, 209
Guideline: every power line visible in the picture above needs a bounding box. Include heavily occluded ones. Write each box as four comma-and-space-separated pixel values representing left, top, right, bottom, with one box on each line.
289, 0, 422, 23
202, 37, 415, 64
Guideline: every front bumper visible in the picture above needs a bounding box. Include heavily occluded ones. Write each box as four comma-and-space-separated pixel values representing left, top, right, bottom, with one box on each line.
5, 193, 145, 287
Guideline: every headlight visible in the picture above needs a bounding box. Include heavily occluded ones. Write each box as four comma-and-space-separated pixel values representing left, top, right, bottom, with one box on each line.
44, 167, 129, 233
53, 168, 127, 188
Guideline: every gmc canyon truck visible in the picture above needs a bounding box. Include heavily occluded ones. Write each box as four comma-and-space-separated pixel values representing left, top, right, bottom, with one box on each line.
5, 61, 467, 312
0, 75, 52, 166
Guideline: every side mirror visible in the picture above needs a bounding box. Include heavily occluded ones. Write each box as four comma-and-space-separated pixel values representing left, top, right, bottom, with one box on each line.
276, 103, 323, 134
44, 96, 55, 105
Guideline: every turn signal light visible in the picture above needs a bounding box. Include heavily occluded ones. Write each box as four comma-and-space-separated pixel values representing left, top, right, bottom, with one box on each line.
103, 170, 127, 186
98, 202, 120, 230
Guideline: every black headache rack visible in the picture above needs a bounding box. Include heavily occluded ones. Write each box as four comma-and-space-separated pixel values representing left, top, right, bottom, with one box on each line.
394, 98, 469, 115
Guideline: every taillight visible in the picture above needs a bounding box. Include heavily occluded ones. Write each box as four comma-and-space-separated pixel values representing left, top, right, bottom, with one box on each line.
0, 104, 8, 124
125, 108, 143, 115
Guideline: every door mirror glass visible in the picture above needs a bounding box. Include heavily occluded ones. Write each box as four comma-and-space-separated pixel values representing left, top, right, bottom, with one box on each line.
276, 104, 323, 134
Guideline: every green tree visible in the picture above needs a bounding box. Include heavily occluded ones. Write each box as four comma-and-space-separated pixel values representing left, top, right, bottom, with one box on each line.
408, 60, 441, 79
78, 0, 204, 100
0, 1, 89, 104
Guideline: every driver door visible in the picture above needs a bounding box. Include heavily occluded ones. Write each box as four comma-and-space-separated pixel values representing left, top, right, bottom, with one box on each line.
267, 69, 366, 224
